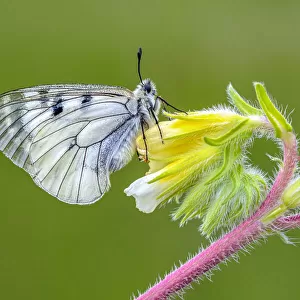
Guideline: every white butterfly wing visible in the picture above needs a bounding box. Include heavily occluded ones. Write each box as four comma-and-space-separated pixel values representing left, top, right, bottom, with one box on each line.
0, 84, 141, 204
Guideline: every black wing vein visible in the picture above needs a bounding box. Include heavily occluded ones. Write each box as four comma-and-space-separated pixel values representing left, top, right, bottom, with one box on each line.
77, 148, 87, 202
56, 148, 80, 197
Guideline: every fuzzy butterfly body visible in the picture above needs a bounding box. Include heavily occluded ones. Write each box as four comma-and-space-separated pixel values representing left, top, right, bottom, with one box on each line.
0, 81, 161, 204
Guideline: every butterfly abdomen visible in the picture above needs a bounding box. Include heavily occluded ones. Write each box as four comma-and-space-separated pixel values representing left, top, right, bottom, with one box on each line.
108, 117, 141, 172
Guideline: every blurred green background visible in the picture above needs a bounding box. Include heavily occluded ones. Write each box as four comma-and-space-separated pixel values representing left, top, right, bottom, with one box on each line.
0, 0, 300, 299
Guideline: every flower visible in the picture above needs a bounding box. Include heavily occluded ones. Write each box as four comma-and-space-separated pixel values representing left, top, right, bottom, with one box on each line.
125, 109, 265, 235
124, 172, 170, 213
125, 83, 291, 235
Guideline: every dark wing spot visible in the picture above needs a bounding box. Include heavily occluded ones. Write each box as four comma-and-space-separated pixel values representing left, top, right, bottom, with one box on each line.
82, 95, 92, 104
53, 99, 63, 116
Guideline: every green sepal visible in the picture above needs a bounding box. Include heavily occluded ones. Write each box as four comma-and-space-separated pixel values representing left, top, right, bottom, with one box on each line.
254, 82, 292, 138
204, 144, 240, 186
202, 170, 241, 235
201, 166, 266, 236
204, 118, 249, 146
227, 83, 263, 116
172, 180, 212, 226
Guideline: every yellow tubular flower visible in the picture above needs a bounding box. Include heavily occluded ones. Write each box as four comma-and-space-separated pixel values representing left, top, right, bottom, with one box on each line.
125, 83, 291, 236
125, 108, 265, 230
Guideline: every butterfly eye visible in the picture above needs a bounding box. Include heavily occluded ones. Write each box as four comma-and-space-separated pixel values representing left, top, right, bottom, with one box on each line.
144, 83, 152, 94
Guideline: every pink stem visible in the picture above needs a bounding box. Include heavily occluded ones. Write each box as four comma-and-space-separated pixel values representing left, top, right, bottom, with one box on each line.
137, 218, 262, 300
257, 134, 298, 217
136, 134, 297, 300
274, 214, 300, 230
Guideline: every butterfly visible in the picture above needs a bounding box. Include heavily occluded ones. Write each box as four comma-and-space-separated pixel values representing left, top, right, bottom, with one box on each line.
0, 48, 183, 205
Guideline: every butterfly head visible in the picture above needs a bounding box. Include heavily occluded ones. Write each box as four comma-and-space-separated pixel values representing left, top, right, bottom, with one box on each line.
140, 79, 157, 96
134, 79, 161, 114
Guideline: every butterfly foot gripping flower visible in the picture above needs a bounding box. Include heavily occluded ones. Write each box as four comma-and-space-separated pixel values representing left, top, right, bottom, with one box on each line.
125, 82, 292, 236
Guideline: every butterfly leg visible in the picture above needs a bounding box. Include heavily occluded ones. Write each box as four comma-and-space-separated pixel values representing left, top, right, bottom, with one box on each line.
148, 107, 164, 144
140, 119, 149, 162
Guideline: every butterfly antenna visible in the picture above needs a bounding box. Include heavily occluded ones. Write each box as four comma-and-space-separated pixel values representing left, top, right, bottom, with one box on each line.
157, 96, 187, 114
137, 47, 144, 85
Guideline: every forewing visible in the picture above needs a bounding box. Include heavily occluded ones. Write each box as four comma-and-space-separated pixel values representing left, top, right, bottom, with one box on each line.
0, 84, 140, 204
